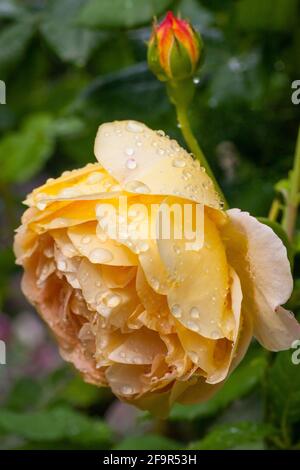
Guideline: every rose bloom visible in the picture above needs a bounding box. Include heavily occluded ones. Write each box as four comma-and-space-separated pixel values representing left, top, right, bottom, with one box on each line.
14, 120, 300, 416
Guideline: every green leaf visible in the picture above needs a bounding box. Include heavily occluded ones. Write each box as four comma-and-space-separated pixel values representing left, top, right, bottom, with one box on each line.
189, 422, 273, 450
114, 434, 181, 450
78, 0, 173, 29
267, 349, 300, 425
170, 348, 267, 421
0, 407, 113, 446
236, 0, 299, 32
0, 113, 55, 184
51, 116, 86, 138
257, 217, 294, 267
40, 0, 106, 66
6, 378, 42, 412
58, 374, 103, 408
0, 248, 15, 306
0, 0, 27, 19
0, 19, 35, 73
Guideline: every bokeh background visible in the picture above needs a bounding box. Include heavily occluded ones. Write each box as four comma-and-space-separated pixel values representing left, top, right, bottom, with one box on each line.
0, 0, 300, 450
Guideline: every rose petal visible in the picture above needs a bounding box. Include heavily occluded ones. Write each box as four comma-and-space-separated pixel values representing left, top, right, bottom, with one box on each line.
224, 209, 300, 350
68, 221, 137, 266
94, 121, 221, 209
157, 202, 230, 339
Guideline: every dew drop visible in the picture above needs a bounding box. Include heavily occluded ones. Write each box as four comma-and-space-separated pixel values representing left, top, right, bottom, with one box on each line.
211, 329, 221, 339
182, 169, 192, 180
151, 277, 160, 291
121, 385, 133, 395
59, 188, 78, 198
187, 320, 199, 332
126, 121, 144, 133
125, 147, 135, 157
138, 241, 149, 252
96, 304, 112, 318
126, 158, 137, 170
172, 158, 186, 168
171, 304, 182, 318
89, 248, 113, 263
124, 180, 150, 194
81, 235, 91, 245
190, 307, 200, 319
86, 172, 103, 184
104, 293, 121, 308
189, 351, 199, 363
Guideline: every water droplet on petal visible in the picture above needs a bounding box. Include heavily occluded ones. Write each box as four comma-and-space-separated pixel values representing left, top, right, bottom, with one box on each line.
190, 307, 200, 319
126, 158, 137, 170
211, 329, 222, 339
124, 180, 150, 194
126, 121, 144, 133
182, 169, 192, 180
171, 304, 182, 318
81, 235, 91, 245
157, 148, 165, 156
187, 321, 199, 332
89, 248, 113, 263
172, 158, 186, 168
189, 351, 199, 363
121, 385, 133, 395
151, 277, 160, 291
104, 293, 121, 308
138, 241, 149, 252
125, 147, 135, 157
86, 172, 103, 184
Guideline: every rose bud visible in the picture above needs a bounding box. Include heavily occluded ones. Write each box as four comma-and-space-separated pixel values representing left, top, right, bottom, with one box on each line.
148, 11, 203, 82
14, 121, 300, 417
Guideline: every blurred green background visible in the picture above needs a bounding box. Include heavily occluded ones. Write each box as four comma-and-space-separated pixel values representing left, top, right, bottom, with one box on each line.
0, 0, 300, 450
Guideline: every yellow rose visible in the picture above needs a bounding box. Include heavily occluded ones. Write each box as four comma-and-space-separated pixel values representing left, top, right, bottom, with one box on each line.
14, 120, 300, 416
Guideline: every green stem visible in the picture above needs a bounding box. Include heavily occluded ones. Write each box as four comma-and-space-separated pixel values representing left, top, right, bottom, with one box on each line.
282, 127, 300, 241
268, 198, 281, 222
175, 104, 228, 209
166, 79, 228, 209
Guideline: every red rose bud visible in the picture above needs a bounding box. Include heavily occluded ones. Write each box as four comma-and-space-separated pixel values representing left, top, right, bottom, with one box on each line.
148, 11, 203, 82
